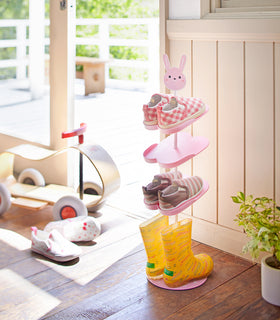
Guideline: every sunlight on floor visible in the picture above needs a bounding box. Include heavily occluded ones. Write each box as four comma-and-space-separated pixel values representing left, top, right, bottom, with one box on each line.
0, 269, 60, 320
38, 231, 143, 286
0, 228, 30, 251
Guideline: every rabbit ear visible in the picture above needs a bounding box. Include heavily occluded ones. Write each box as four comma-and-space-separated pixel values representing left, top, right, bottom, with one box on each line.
163, 54, 170, 70
179, 54, 186, 72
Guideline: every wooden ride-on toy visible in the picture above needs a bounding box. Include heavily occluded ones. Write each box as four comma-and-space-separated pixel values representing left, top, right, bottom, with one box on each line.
0, 123, 120, 220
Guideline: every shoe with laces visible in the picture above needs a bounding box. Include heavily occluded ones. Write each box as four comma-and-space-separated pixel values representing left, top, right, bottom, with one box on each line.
158, 176, 208, 215
31, 227, 82, 262
142, 171, 182, 209
143, 94, 171, 130
157, 96, 206, 134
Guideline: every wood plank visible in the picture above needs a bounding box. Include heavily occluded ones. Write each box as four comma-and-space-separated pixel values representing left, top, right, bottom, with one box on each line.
0, 268, 60, 320
192, 40, 217, 223
227, 297, 280, 319
245, 42, 274, 197
275, 43, 280, 204
12, 197, 48, 210
44, 250, 253, 320
218, 41, 244, 230
165, 265, 264, 320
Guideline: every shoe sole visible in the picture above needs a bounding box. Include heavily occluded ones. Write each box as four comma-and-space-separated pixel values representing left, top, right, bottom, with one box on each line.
31, 247, 80, 262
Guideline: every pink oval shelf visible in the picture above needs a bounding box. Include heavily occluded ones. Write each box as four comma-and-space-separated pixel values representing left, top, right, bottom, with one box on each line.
143, 132, 209, 169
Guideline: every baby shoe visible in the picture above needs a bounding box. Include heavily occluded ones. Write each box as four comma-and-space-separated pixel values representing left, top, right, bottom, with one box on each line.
142, 171, 182, 209
143, 93, 171, 130
31, 227, 82, 262
44, 216, 101, 242
157, 96, 206, 133
158, 176, 208, 215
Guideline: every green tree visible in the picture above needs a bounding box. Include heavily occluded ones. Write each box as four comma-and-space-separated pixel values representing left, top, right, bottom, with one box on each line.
76, 0, 157, 18
0, 0, 29, 19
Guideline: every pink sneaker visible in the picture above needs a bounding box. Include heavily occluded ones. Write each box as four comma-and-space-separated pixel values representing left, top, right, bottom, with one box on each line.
142, 171, 182, 209
44, 216, 101, 242
157, 96, 206, 133
31, 227, 82, 262
143, 94, 171, 130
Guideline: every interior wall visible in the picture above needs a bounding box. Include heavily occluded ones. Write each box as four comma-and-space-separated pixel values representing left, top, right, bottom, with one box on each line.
162, 15, 280, 260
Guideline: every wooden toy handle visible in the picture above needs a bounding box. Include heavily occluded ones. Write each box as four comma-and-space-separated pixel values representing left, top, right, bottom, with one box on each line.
62, 123, 87, 144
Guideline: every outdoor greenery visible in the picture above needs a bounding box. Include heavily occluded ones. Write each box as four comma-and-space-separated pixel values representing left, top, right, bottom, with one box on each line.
0, 0, 158, 81
232, 192, 280, 269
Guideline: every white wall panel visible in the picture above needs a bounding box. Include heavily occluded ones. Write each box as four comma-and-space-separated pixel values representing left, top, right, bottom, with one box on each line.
218, 41, 244, 230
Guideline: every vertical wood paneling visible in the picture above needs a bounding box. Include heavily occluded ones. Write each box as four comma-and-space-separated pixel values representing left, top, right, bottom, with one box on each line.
245, 42, 274, 198
275, 43, 280, 205
192, 40, 217, 223
218, 41, 244, 230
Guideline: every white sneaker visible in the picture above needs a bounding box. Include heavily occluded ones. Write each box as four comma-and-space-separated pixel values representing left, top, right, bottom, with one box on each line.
44, 216, 101, 242
31, 227, 82, 262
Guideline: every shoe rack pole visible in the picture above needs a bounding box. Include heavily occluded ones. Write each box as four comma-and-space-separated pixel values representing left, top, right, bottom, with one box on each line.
173, 90, 178, 223
174, 132, 178, 150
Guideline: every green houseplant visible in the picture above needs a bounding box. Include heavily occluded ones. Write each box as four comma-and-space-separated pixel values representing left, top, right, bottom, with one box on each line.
232, 192, 280, 306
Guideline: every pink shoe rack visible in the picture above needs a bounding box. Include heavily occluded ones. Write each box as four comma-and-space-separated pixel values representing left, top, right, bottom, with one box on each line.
141, 53, 211, 290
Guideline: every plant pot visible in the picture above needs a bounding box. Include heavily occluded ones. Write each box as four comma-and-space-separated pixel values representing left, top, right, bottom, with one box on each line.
261, 256, 280, 306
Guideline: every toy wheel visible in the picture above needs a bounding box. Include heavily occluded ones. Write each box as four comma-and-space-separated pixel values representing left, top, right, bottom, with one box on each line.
77, 182, 102, 196
18, 168, 45, 186
53, 195, 88, 220
0, 183, 11, 215
77, 182, 104, 212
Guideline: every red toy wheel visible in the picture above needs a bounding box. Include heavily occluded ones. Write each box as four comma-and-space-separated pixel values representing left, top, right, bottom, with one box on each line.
53, 195, 88, 220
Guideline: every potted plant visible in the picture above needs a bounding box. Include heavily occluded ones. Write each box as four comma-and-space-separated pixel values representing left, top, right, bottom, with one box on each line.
232, 192, 280, 306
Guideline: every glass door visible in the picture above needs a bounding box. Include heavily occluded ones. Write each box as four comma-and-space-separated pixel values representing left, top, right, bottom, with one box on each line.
0, 0, 76, 185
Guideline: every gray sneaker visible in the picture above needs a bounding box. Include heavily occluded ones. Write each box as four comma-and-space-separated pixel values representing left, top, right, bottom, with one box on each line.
159, 176, 206, 214
142, 171, 182, 209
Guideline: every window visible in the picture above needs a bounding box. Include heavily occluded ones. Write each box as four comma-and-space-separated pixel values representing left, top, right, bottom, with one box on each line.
205, 0, 280, 17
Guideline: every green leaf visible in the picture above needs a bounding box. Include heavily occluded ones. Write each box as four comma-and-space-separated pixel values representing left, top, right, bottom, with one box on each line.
232, 196, 241, 204
237, 192, 245, 201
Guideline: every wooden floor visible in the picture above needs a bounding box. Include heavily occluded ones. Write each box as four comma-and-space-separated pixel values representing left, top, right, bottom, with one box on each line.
0, 82, 280, 319
0, 203, 280, 320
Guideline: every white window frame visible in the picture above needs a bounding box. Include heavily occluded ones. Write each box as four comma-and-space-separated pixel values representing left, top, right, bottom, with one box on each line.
203, 0, 280, 18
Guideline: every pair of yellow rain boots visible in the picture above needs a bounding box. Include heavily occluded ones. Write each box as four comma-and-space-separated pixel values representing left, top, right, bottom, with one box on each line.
139, 213, 213, 288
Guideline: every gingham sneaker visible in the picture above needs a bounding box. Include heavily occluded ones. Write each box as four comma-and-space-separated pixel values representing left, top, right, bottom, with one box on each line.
142, 171, 182, 209
159, 176, 206, 214
143, 93, 171, 130
157, 96, 206, 133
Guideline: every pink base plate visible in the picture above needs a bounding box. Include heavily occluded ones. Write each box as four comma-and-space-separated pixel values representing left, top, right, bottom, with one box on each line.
148, 277, 207, 290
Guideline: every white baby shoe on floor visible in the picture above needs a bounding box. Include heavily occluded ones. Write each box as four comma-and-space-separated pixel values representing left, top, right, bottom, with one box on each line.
31, 227, 82, 262
44, 216, 101, 242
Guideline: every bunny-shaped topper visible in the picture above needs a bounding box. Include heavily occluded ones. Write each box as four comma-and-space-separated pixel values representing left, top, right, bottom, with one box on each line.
163, 54, 186, 91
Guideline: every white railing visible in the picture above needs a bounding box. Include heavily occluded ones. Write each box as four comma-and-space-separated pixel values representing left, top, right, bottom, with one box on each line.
0, 18, 159, 90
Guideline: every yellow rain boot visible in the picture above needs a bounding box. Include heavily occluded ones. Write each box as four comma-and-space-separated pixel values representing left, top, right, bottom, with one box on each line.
161, 218, 213, 288
139, 213, 169, 280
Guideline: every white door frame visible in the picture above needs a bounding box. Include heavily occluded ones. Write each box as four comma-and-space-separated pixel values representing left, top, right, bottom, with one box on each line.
0, 0, 76, 185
